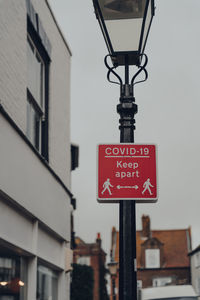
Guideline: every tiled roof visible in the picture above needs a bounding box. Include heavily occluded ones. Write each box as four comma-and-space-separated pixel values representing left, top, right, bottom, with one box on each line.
113, 228, 191, 268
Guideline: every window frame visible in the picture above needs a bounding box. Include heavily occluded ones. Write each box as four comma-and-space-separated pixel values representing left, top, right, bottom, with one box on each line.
27, 34, 45, 111
145, 248, 160, 269
37, 264, 59, 300
77, 256, 91, 266
0, 255, 27, 300
26, 90, 43, 152
195, 252, 200, 268
152, 276, 173, 287
27, 17, 50, 160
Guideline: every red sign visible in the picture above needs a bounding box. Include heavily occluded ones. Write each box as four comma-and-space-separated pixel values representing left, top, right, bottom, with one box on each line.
97, 144, 157, 202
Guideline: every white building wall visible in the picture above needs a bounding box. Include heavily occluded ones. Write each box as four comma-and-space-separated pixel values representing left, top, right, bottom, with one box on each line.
0, 115, 71, 239
0, 197, 33, 253
37, 228, 66, 268
190, 253, 200, 297
0, 0, 72, 187
0, 0, 72, 237
0, 1, 73, 299
0, 192, 71, 300
0, 0, 27, 132
0, 198, 67, 266
31, 0, 72, 187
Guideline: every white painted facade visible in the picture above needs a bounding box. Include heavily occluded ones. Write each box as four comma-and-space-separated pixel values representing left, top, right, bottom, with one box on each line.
189, 248, 200, 298
0, 0, 73, 299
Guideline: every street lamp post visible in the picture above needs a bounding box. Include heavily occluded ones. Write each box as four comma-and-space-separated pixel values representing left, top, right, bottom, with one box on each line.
93, 1, 155, 299
112, 277, 116, 300
108, 260, 118, 300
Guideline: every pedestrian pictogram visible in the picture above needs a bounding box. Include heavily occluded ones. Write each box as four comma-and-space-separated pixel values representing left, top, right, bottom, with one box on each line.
142, 178, 154, 195
101, 178, 113, 195
97, 144, 158, 203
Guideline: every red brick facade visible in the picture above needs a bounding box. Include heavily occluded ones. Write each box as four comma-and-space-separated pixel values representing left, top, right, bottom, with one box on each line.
73, 233, 107, 300
137, 268, 190, 288
110, 215, 192, 300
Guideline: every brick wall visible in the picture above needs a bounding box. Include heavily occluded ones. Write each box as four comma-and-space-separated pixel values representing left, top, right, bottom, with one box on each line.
137, 267, 191, 288
91, 255, 100, 300
113, 267, 190, 300
74, 236, 107, 300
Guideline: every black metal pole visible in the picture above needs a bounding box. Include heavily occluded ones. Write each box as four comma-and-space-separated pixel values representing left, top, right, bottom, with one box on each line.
117, 58, 138, 300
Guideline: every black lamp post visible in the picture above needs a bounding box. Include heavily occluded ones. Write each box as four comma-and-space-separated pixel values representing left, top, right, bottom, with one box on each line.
93, 1, 155, 299
108, 260, 118, 300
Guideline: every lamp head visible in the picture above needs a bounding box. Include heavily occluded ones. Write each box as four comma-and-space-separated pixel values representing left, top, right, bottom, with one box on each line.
93, 0, 155, 66
108, 261, 118, 276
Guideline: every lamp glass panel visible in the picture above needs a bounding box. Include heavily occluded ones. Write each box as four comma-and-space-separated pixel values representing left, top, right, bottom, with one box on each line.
141, 0, 152, 52
99, 0, 147, 52
105, 18, 143, 51
99, 0, 146, 20
108, 263, 118, 275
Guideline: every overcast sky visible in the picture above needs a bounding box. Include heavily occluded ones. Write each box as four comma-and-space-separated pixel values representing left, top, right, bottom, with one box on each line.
49, 0, 200, 257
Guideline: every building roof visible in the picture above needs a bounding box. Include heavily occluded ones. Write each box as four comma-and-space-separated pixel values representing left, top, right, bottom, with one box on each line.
74, 235, 107, 256
112, 218, 191, 269
45, 0, 72, 56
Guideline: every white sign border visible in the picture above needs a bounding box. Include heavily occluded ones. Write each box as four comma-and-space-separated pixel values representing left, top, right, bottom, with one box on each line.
97, 143, 158, 203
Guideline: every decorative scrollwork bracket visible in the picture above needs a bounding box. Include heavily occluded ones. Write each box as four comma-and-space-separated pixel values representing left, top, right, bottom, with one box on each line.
104, 54, 148, 97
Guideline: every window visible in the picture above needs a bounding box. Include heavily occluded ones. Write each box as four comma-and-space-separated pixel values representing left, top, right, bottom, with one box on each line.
0, 256, 27, 300
37, 265, 58, 300
153, 277, 172, 287
27, 36, 44, 108
27, 35, 45, 153
77, 256, 90, 266
71, 144, 79, 171
145, 249, 160, 269
26, 1, 51, 159
195, 252, 200, 268
27, 92, 42, 151
195, 277, 200, 295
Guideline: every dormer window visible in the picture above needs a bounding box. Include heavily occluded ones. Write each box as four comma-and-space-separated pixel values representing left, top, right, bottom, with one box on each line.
145, 249, 160, 268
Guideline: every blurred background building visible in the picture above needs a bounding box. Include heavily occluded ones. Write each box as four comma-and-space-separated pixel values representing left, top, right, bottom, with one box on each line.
72, 233, 108, 300
110, 215, 192, 300
189, 245, 200, 297
0, 0, 78, 299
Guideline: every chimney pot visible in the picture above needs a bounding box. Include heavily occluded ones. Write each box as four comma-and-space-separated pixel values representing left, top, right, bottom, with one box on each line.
96, 232, 101, 247
142, 215, 150, 238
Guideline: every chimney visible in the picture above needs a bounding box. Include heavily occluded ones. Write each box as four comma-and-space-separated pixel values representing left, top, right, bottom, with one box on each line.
96, 232, 101, 247
142, 215, 150, 238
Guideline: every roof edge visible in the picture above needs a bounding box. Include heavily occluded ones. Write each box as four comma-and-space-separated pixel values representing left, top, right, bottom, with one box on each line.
45, 0, 72, 56
150, 228, 191, 233
115, 228, 191, 235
